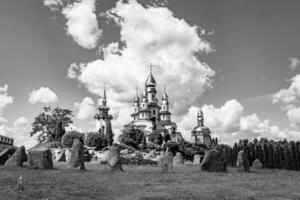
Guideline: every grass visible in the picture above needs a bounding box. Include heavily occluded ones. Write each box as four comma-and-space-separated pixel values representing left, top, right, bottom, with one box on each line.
0, 162, 300, 200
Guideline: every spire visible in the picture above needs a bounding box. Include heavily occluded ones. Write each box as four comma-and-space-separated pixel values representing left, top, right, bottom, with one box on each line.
197, 106, 204, 126
146, 63, 156, 86
133, 86, 140, 102
102, 82, 107, 106
162, 84, 168, 100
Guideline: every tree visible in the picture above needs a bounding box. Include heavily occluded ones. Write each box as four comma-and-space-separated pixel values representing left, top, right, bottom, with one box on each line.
85, 132, 106, 150
263, 143, 269, 168
30, 106, 73, 143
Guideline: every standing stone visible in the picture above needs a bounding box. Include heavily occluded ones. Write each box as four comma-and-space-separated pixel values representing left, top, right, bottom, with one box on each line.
193, 154, 201, 164
173, 152, 184, 166
16, 176, 24, 191
67, 139, 85, 170
237, 150, 250, 172
252, 159, 263, 170
104, 145, 123, 171
28, 147, 53, 169
200, 149, 227, 172
0, 147, 15, 165
55, 149, 66, 162
158, 152, 173, 172
5, 146, 27, 167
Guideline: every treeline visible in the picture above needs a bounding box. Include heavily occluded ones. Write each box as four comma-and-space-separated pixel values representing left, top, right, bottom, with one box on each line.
216, 138, 300, 170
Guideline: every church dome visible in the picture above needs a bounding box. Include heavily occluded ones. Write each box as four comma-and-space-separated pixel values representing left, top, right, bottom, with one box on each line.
146, 73, 156, 86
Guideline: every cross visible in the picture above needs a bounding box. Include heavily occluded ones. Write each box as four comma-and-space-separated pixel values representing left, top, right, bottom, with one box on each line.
135, 86, 139, 96
163, 83, 167, 93
149, 63, 155, 73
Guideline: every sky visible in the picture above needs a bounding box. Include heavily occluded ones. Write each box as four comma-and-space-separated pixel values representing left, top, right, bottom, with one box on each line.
0, 0, 300, 148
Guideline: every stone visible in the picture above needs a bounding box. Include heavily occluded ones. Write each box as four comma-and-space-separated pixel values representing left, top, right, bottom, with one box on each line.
55, 150, 66, 162
158, 152, 173, 172
67, 139, 85, 170
173, 152, 184, 166
28, 147, 53, 169
0, 147, 15, 165
65, 148, 71, 161
200, 149, 227, 172
103, 145, 123, 171
193, 154, 201, 164
4, 146, 27, 167
16, 176, 24, 191
252, 159, 263, 170
236, 150, 250, 172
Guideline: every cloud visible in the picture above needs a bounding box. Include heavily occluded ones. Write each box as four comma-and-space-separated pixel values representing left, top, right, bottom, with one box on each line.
0, 117, 37, 149
43, 0, 64, 11
67, 62, 81, 79
28, 87, 58, 104
289, 57, 300, 71
177, 99, 298, 144
0, 84, 14, 123
71, 0, 215, 132
74, 97, 96, 121
61, 0, 102, 49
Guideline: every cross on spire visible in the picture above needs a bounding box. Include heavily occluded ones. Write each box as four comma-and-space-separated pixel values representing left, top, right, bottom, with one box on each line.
135, 86, 139, 96
102, 82, 107, 106
149, 63, 154, 73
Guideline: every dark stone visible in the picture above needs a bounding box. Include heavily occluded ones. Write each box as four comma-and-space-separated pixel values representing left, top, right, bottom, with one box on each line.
67, 139, 85, 170
0, 147, 15, 165
105, 145, 123, 171
28, 147, 53, 169
4, 146, 27, 167
237, 150, 250, 172
200, 149, 227, 172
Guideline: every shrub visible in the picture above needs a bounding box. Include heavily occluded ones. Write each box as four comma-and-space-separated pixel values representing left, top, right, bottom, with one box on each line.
62, 130, 84, 148
84, 132, 106, 150
148, 131, 163, 146
118, 125, 145, 149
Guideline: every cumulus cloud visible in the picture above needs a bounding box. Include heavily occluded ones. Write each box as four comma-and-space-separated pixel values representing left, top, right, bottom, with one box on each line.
0, 117, 37, 149
178, 99, 298, 144
62, 0, 102, 49
289, 57, 300, 71
28, 87, 58, 104
0, 84, 14, 123
71, 0, 215, 131
74, 97, 96, 121
44, 0, 64, 11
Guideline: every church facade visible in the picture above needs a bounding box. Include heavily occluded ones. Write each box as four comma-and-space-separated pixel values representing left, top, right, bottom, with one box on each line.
129, 66, 181, 140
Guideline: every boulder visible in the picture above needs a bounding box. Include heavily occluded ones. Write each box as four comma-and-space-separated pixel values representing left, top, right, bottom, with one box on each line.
4, 146, 27, 167
103, 145, 123, 171
200, 149, 227, 172
67, 139, 85, 170
55, 150, 66, 162
0, 147, 15, 165
28, 147, 53, 169
236, 150, 250, 172
158, 152, 173, 172
252, 159, 263, 170
173, 152, 184, 166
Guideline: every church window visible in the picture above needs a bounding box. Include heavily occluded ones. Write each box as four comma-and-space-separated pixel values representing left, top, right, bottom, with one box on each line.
153, 110, 156, 115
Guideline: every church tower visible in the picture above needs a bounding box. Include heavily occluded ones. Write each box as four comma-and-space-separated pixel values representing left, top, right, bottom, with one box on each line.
139, 89, 151, 120
95, 83, 113, 145
160, 87, 171, 121
131, 87, 140, 121
197, 107, 204, 127
145, 64, 157, 103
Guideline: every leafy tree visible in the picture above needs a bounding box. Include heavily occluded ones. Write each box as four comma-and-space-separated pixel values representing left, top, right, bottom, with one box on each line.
85, 132, 106, 150
118, 125, 145, 149
62, 130, 84, 148
263, 143, 269, 168
31, 107, 73, 143
149, 131, 163, 146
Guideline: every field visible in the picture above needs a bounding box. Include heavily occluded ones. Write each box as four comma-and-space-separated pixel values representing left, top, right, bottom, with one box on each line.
0, 162, 300, 200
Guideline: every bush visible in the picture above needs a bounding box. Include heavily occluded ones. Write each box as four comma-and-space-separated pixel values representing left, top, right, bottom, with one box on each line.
148, 131, 163, 146
62, 130, 84, 148
118, 126, 145, 149
84, 132, 106, 150
177, 141, 208, 161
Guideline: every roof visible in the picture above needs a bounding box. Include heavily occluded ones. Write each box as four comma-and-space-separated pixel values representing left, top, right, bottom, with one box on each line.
192, 125, 211, 134
146, 72, 156, 86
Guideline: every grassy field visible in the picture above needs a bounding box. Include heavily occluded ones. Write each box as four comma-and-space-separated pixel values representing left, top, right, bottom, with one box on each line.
0, 162, 300, 200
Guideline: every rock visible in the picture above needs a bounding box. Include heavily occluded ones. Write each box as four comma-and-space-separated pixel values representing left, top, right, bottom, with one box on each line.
236, 150, 250, 172
103, 145, 123, 171
158, 152, 173, 172
4, 146, 27, 167
0, 147, 15, 165
67, 139, 85, 170
200, 149, 227, 172
28, 147, 53, 169
193, 154, 201, 164
65, 148, 71, 161
252, 159, 263, 170
55, 150, 66, 162
16, 176, 24, 191
173, 152, 184, 166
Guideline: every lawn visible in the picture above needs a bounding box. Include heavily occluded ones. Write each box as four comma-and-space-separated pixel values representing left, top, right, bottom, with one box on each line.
0, 162, 300, 200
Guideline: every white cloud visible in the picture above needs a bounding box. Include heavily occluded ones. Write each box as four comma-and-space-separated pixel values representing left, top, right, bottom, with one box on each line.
289, 57, 300, 71
71, 0, 215, 132
67, 62, 81, 79
44, 0, 64, 11
0, 117, 37, 149
286, 107, 300, 128
0, 84, 14, 123
28, 87, 58, 104
74, 97, 96, 121
62, 0, 102, 49
177, 99, 298, 144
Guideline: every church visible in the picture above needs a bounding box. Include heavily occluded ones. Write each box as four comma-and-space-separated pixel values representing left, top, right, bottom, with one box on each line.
129, 65, 183, 143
